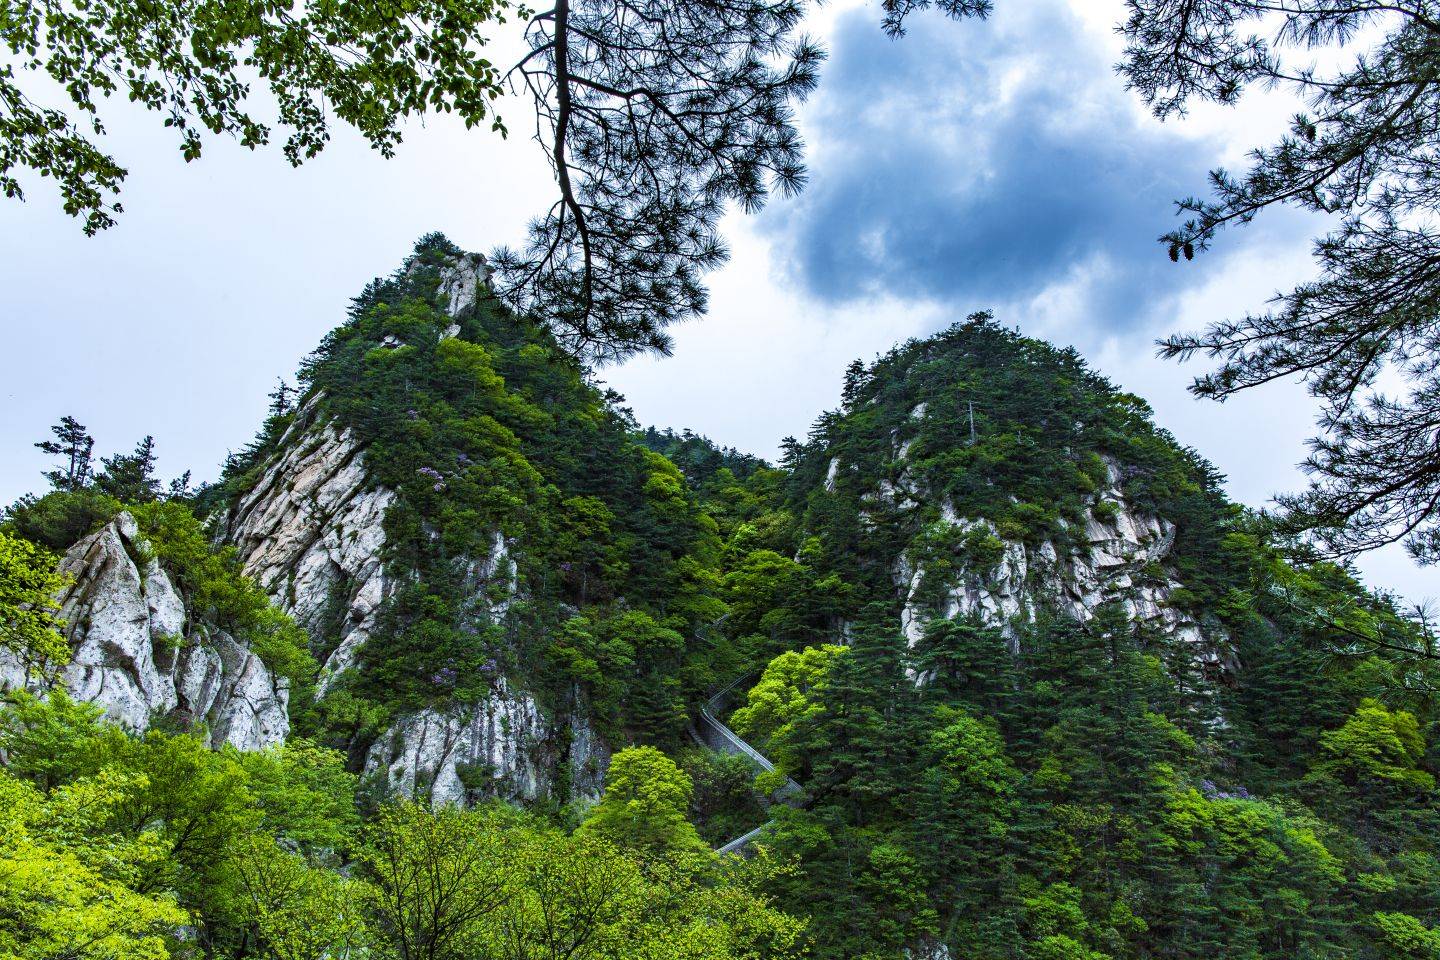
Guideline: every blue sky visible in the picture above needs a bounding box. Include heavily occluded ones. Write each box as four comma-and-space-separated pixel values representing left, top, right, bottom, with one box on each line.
0, 0, 1429, 601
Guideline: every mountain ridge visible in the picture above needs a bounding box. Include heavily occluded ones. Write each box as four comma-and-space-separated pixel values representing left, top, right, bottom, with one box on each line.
4, 236, 1437, 960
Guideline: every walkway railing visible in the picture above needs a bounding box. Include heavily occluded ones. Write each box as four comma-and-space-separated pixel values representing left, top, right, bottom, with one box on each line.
690, 668, 803, 854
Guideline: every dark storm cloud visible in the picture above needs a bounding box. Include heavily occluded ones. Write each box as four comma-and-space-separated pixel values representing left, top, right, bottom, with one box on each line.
763, 2, 1239, 327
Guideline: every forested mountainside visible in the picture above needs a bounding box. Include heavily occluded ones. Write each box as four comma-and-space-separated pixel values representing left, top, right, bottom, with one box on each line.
2, 237, 1438, 960
696, 319, 1440, 958
209, 235, 729, 803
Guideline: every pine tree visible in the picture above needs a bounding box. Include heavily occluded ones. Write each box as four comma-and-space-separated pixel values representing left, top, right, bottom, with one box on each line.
841, 359, 866, 408
778, 436, 804, 472
267, 379, 295, 419
35, 416, 94, 491
914, 615, 1019, 729
167, 471, 193, 502
95, 436, 161, 503
915, 706, 1022, 960
801, 607, 917, 816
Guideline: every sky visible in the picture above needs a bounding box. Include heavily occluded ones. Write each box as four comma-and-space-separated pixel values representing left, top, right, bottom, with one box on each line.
0, 0, 1431, 603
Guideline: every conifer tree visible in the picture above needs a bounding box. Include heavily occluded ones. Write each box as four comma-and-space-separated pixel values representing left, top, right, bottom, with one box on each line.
267, 379, 295, 420
793, 607, 917, 814
914, 706, 1021, 959
778, 436, 804, 472
95, 436, 161, 504
167, 471, 193, 502
35, 417, 93, 491
914, 615, 1018, 728
841, 360, 866, 408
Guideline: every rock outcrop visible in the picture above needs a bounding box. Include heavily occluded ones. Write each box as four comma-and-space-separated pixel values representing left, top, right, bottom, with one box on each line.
0, 512, 289, 750
431, 250, 489, 318
223, 252, 609, 800
225, 398, 392, 692
362, 679, 609, 805
877, 445, 1226, 678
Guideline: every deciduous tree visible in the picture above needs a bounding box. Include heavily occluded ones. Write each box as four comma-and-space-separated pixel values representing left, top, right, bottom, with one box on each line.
2, 0, 512, 235
228, 835, 370, 960
0, 530, 71, 686
358, 801, 513, 960
578, 745, 708, 858
0, 770, 188, 960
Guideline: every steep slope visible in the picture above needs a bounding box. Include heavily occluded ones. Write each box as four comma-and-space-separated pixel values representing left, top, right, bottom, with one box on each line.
224, 397, 391, 696
214, 235, 725, 804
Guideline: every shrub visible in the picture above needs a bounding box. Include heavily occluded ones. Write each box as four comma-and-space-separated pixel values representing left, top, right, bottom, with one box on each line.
2, 489, 122, 551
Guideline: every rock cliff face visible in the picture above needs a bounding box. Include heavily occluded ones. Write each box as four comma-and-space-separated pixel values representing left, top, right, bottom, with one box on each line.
224, 399, 392, 692
0, 512, 289, 750
363, 679, 608, 805
222, 252, 609, 802
895, 458, 1221, 663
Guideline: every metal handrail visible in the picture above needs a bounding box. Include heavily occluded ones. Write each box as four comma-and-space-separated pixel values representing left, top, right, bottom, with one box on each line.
716, 823, 768, 856
705, 670, 757, 712
697, 706, 777, 773
692, 670, 803, 855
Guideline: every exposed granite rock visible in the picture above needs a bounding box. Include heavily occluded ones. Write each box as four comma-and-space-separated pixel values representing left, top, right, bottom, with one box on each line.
362, 680, 609, 806
225, 398, 393, 692
895, 458, 1224, 665
432, 252, 490, 318
226, 402, 606, 799
905, 940, 952, 960
0, 512, 289, 750
225, 401, 606, 798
